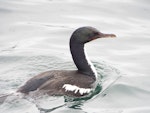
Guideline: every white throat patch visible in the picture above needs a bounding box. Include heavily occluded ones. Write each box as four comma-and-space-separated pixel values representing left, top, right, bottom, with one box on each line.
62, 84, 91, 95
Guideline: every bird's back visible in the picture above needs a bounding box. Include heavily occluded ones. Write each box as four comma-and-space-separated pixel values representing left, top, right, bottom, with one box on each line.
18, 70, 95, 97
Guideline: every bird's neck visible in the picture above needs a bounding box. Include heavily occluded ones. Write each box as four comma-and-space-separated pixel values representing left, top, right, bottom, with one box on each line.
70, 40, 97, 79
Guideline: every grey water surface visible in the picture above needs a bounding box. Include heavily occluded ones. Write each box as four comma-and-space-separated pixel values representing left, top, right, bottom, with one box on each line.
0, 0, 150, 113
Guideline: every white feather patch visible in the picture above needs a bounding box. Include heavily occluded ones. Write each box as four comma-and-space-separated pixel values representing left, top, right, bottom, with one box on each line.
62, 84, 91, 95
84, 48, 97, 78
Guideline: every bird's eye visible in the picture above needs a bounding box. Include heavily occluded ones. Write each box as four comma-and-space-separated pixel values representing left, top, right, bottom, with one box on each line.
94, 32, 99, 36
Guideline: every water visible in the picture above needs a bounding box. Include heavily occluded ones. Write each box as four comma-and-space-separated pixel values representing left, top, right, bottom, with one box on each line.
0, 0, 150, 112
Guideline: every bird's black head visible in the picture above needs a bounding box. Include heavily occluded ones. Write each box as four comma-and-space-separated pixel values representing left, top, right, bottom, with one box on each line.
70, 26, 116, 44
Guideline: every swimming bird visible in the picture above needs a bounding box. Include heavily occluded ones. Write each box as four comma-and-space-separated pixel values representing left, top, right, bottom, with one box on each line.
17, 27, 116, 97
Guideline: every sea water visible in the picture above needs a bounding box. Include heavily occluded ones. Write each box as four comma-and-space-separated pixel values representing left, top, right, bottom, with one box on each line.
0, 0, 150, 113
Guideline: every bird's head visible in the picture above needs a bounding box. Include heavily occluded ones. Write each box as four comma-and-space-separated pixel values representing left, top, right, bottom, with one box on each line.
71, 26, 116, 44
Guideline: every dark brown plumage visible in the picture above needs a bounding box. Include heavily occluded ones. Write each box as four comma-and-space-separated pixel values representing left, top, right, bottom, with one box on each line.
18, 27, 116, 97
18, 70, 95, 97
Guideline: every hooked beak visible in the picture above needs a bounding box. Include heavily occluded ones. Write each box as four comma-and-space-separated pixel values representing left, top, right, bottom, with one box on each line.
98, 32, 116, 38
89, 32, 116, 42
